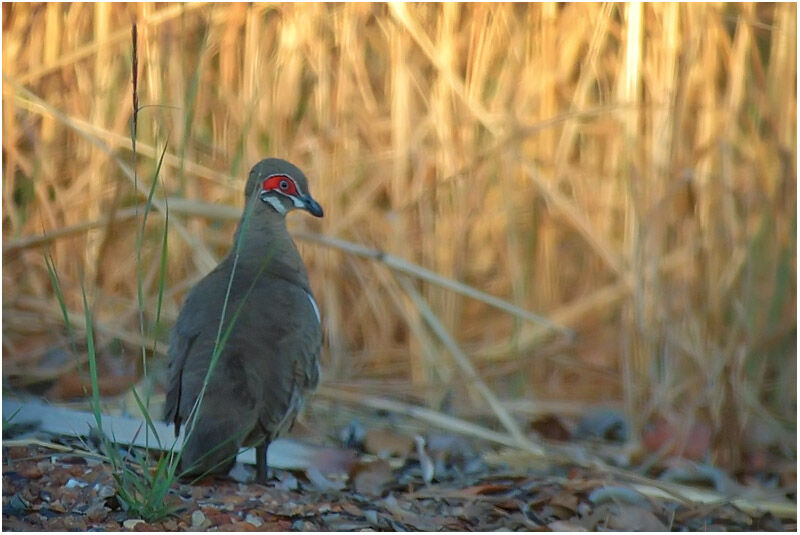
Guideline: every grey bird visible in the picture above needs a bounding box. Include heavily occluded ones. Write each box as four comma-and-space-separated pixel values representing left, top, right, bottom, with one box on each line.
165, 158, 323, 484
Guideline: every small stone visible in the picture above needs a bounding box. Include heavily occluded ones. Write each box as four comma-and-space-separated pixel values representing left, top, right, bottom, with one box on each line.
65, 478, 87, 489
191, 510, 208, 529
122, 519, 144, 530
228, 462, 253, 483
86, 504, 108, 523
364, 510, 379, 526
245, 513, 263, 527
5, 493, 30, 517
97, 485, 116, 499
291, 519, 316, 531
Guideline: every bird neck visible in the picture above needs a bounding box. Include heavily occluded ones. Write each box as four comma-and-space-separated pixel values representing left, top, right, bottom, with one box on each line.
230, 204, 310, 290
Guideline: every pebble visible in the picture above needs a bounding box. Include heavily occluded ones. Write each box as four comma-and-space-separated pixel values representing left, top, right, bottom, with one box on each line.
228, 463, 253, 483
364, 510, 379, 526
191, 510, 208, 529
6, 493, 30, 517
291, 519, 316, 531
96, 485, 116, 498
245, 513, 263, 527
86, 504, 108, 523
122, 519, 144, 530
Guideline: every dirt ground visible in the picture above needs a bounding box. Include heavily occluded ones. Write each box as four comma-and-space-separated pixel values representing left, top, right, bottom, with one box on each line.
2, 440, 795, 532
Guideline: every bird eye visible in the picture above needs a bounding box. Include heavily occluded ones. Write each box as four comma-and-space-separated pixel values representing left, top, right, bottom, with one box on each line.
280, 180, 289, 190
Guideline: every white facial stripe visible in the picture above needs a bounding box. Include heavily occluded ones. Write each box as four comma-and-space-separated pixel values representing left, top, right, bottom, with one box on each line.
263, 195, 287, 215
272, 190, 305, 205
306, 291, 320, 323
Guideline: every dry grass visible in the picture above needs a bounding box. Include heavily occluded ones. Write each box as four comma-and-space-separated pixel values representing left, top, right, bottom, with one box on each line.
2, 3, 795, 468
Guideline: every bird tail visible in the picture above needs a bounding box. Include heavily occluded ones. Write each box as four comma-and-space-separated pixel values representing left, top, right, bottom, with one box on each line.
179, 419, 247, 479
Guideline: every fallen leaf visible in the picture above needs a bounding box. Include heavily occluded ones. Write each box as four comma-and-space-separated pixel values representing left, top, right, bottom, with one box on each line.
364, 428, 414, 459
549, 490, 580, 512
349, 459, 394, 496
306, 466, 346, 492
606, 504, 668, 531
549, 520, 589, 531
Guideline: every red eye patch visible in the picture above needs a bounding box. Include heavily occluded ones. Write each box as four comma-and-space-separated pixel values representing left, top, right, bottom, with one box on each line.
262, 175, 299, 197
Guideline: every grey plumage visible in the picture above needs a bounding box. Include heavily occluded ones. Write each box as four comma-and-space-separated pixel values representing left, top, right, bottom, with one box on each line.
165, 158, 323, 482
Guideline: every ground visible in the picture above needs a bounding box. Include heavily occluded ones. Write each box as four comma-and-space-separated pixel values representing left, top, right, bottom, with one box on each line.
2, 441, 794, 531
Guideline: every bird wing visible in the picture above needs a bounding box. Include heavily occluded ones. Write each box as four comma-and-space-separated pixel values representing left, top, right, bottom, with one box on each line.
246, 280, 322, 437
164, 261, 235, 433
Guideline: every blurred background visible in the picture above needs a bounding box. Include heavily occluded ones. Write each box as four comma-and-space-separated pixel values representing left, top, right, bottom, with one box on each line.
2, 3, 796, 471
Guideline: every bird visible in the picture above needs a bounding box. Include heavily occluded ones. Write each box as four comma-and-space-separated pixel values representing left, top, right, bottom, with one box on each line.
165, 157, 324, 484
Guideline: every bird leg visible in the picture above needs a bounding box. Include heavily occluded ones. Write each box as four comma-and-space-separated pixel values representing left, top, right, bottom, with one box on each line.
255, 442, 269, 485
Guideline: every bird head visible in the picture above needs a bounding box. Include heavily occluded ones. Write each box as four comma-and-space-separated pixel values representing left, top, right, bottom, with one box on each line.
245, 158, 324, 218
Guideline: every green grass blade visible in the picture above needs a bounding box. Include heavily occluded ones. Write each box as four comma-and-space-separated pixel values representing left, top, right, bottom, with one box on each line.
131, 387, 164, 451
43, 253, 78, 356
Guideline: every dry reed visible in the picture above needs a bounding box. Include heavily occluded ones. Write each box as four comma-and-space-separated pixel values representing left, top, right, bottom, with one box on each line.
2, 3, 795, 468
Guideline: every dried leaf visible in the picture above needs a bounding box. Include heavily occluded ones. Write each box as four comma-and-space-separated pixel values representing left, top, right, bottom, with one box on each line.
306, 466, 346, 492
606, 504, 669, 531
548, 519, 589, 531
364, 428, 414, 459
349, 459, 394, 496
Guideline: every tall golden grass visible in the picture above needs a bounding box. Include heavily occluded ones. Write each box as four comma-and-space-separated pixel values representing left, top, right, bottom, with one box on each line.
2, 3, 796, 467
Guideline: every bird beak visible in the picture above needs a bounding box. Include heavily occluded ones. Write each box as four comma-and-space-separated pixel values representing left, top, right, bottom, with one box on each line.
302, 195, 324, 217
